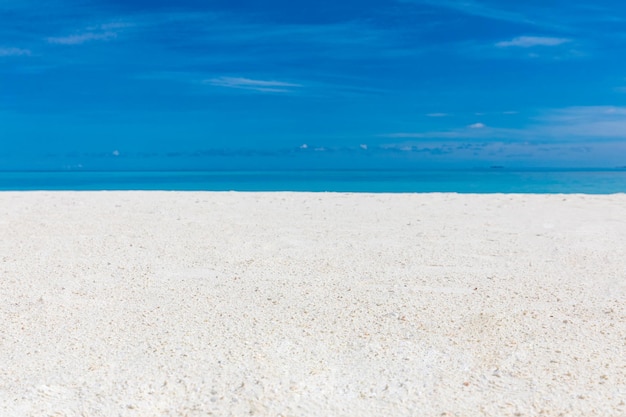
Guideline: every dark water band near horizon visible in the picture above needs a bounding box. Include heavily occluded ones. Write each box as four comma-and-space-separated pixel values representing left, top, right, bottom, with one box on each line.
1, 169, 625, 194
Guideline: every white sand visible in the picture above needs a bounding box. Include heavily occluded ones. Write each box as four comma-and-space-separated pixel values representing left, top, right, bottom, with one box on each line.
0, 192, 625, 416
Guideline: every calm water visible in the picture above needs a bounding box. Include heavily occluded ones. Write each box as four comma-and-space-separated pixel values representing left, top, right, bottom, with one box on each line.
0, 170, 625, 193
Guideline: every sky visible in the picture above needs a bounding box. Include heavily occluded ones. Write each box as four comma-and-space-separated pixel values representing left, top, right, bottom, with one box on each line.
2, 0, 626, 170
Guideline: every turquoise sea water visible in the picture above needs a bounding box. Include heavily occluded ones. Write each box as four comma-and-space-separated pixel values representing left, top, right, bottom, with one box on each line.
0, 169, 625, 193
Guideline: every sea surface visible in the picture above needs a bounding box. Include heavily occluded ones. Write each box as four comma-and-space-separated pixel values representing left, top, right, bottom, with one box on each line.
1, 169, 625, 193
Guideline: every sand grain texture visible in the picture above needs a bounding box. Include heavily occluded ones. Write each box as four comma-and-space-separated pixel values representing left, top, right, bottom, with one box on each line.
1, 192, 625, 416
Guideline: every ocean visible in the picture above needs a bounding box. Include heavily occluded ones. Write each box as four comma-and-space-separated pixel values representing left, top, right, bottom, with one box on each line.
0, 169, 625, 193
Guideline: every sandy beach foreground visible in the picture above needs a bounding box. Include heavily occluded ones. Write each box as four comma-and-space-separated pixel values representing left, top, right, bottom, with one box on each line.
1, 192, 624, 416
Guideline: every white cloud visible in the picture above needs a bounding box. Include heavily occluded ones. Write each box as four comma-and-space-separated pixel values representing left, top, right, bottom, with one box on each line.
46, 20, 132, 46
534, 106, 626, 138
360, 144, 368, 150
602, 107, 626, 115
383, 133, 425, 138
496, 36, 570, 48
376, 139, 626, 167
405, 0, 535, 26
0, 47, 31, 57
427, 112, 448, 117
537, 106, 626, 121
205, 76, 302, 93
382, 106, 626, 143
88, 22, 134, 31
209, 77, 300, 88
47, 31, 117, 45
384, 131, 469, 139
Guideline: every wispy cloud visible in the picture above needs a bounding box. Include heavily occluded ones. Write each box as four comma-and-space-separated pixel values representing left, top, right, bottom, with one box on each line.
403, 0, 623, 34
383, 129, 496, 139
47, 31, 118, 45
88, 22, 134, 31
69, 22, 135, 43
534, 106, 626, 138
385, 121, 501, 139
140, 70, 384, 98
0, 47, 31, 57
376, 139, 626, 167
496, 36, 571, 48
462, 35, 581, 61
383, 106, 626, 143
404, 0, 539, 27
427, 112, 448, 117
204, 76, 302, 93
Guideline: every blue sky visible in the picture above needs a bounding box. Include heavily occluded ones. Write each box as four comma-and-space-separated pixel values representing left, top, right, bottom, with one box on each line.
2, 0, 626, 170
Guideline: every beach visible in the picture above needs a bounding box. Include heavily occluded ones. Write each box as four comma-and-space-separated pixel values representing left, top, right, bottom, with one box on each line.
1, 191, 624, 416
